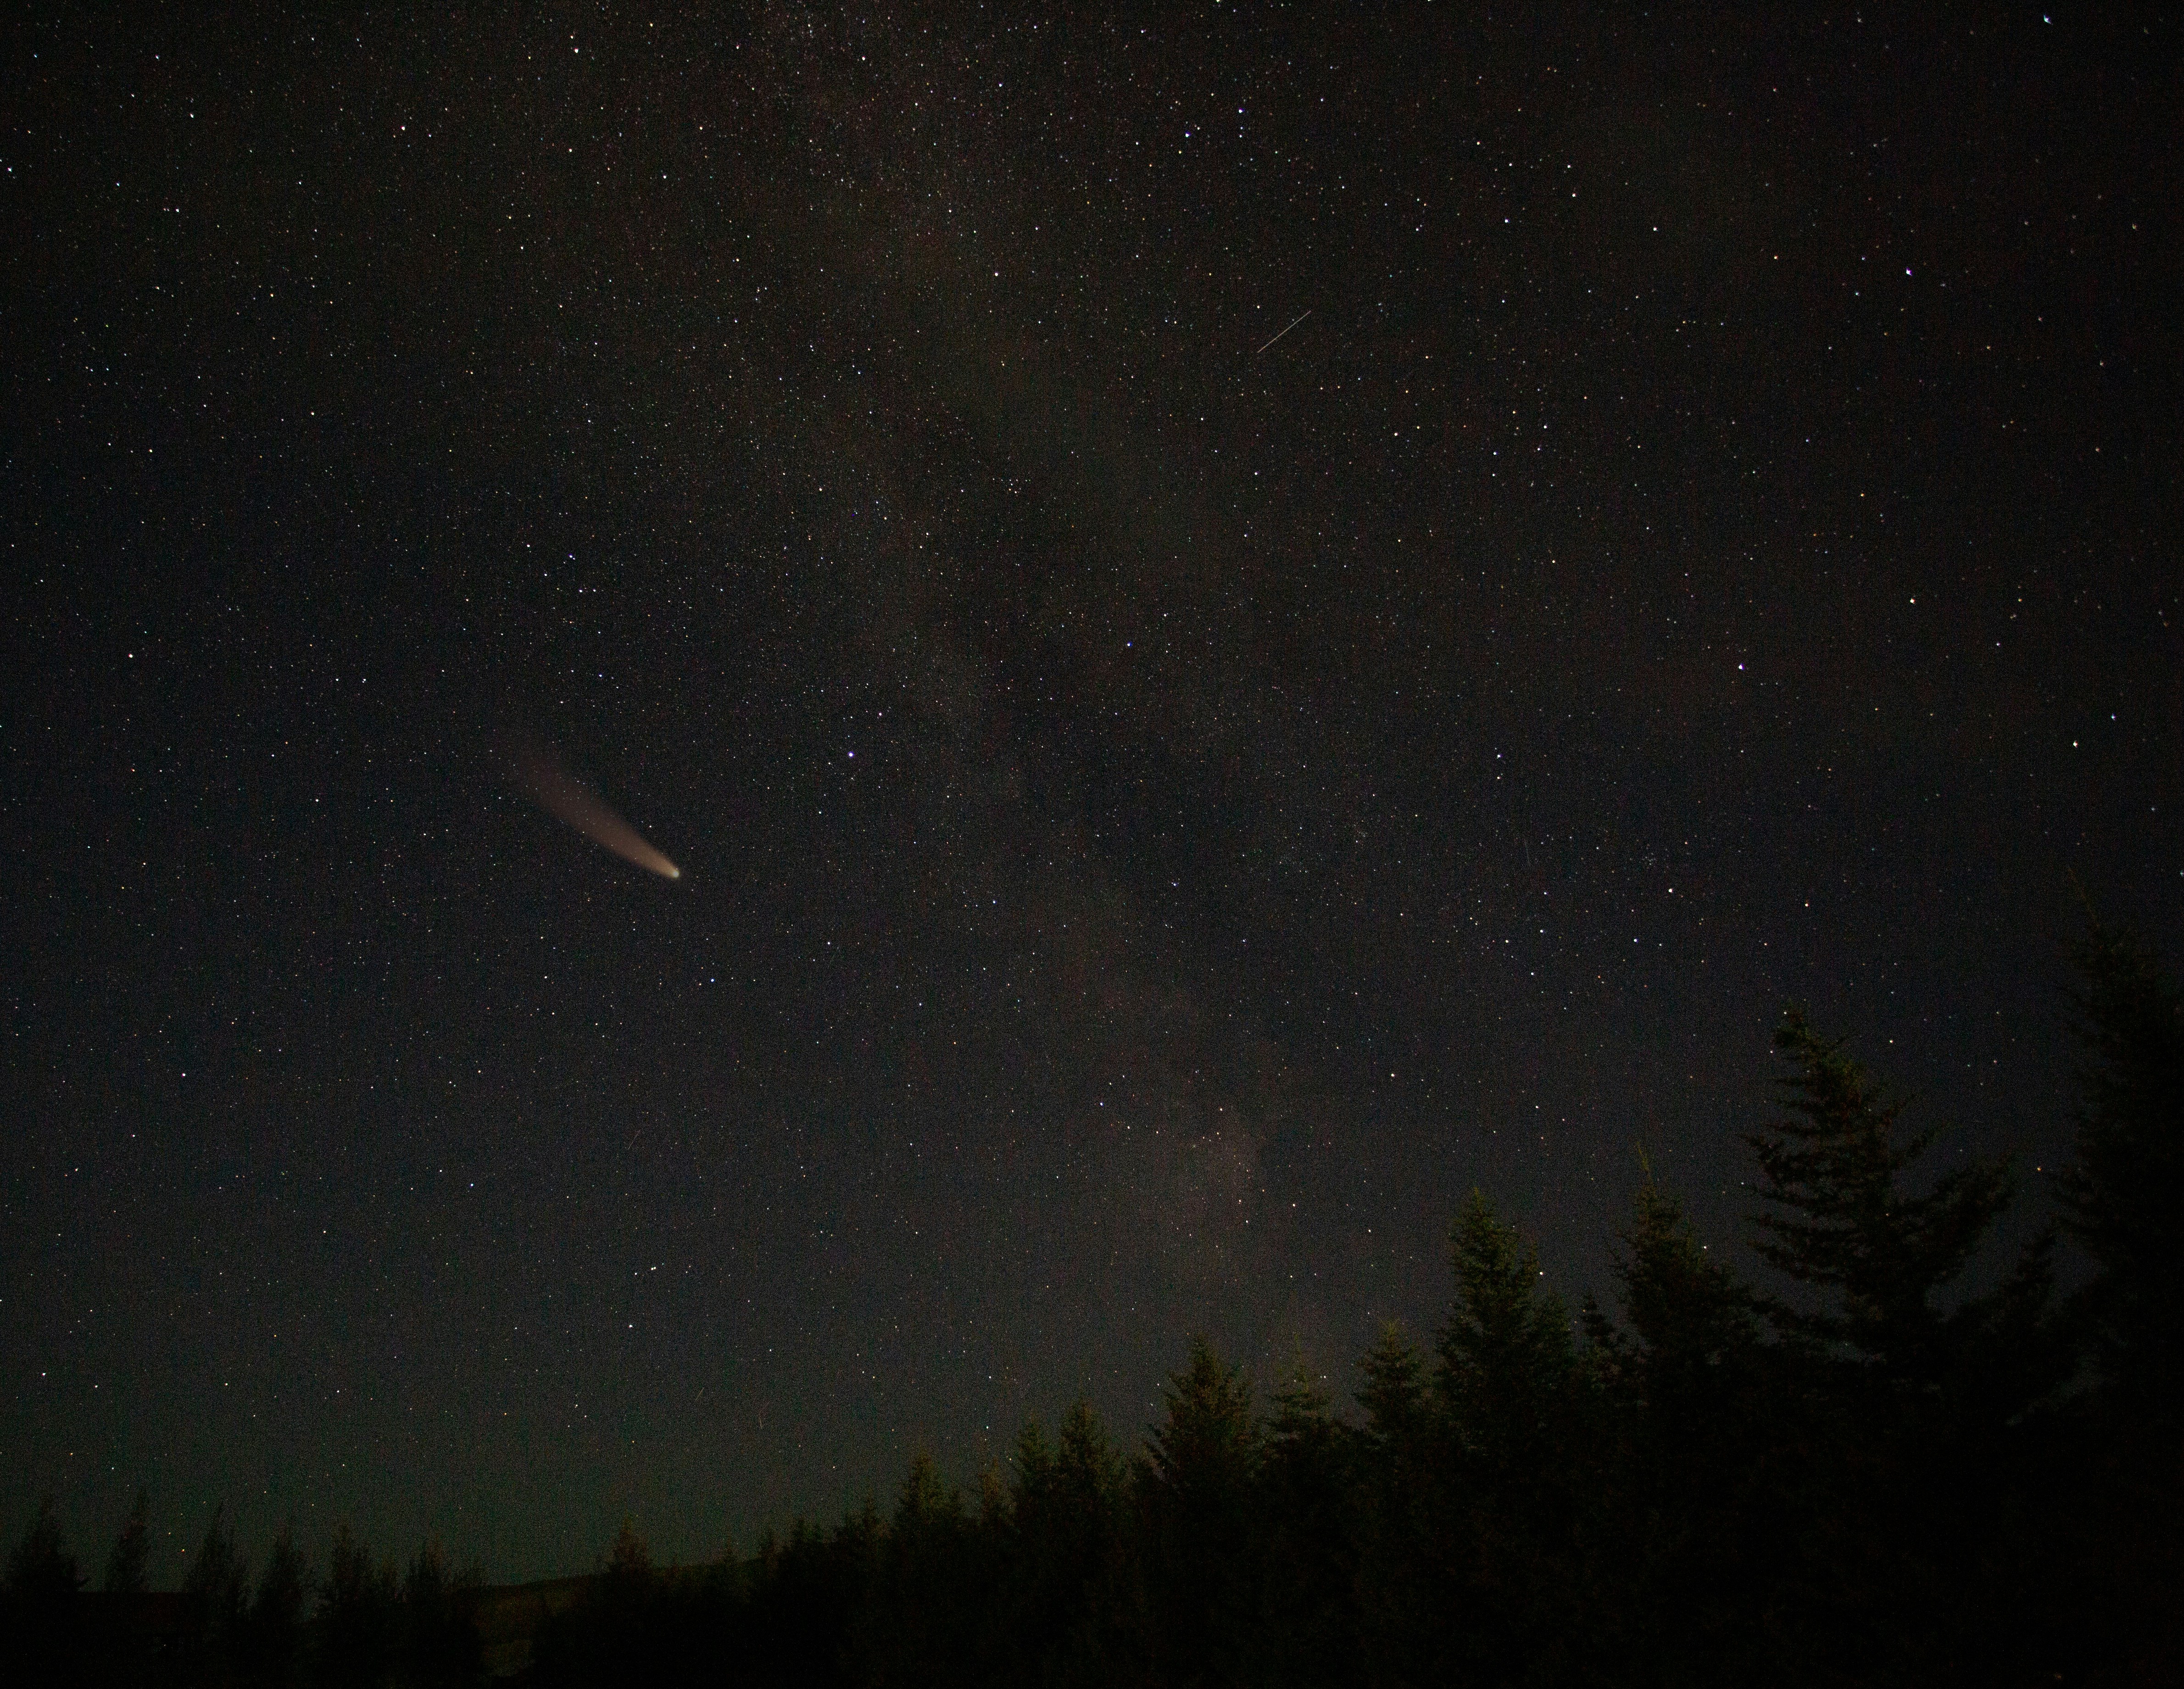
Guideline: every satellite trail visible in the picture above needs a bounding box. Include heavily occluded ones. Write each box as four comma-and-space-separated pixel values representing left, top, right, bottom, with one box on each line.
1254, 310, 1311, 354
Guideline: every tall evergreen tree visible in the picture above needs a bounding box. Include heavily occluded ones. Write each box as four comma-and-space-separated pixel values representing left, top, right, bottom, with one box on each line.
2, 1498, 86, 1687
100, 1489, 150, 1597
1007, 1401, 1132, 1685
5, 1497, 84, 1606
93, 1489, 156, 1685
1256, 1365, 1359, 1689
1437, 1188, 1575, 1464
736, 1511, 871, 1689
398, 1537, 481, 1688
860, 1452, 991, 1685
1744, 1012, 2033, 1683
532, 1523, 658, 1689
1349, 1324, 1441, 1689
2060, 921, 2184, 1411
1615, 1176, 1759, 1393
1354, 1323, 1430, 1458
1597, 1176, 1787, 1684
243, 1526, 309, 1689
315, 1522, 398, 1689
1746, 1009, 2013, 1383
180, 1507, 249, 1680
1433, 1192, 1585, 1684
1140, 1337, 1259, 1689
892, 1451, 961, 1536
2041, 923, 2184, 1683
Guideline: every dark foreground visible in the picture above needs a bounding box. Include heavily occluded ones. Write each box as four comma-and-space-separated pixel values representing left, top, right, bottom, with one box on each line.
7, 925, 2180, 1686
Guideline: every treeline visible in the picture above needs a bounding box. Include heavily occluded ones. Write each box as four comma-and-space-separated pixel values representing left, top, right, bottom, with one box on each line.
0, 1501, 480, 1688
7, 924, 2179, 1685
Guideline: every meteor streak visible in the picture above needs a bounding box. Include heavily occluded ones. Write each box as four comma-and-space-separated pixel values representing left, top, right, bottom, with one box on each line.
1254, 309, 1310, 354
511, 738, 681, 880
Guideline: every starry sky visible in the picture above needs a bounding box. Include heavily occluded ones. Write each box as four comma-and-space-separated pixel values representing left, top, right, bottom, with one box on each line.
4, 6, 2178, 1583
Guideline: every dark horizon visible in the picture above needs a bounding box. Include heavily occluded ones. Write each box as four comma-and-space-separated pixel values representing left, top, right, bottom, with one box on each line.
9, 930, 2182, 1686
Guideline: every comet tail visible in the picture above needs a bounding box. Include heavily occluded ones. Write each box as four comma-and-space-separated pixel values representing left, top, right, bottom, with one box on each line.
513, 742, 681, 880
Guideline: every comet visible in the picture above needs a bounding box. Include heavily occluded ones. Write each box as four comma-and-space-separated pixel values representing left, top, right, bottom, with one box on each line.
510, 736, 681, 880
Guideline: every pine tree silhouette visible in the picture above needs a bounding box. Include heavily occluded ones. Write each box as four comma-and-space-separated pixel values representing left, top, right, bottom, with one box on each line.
1141, 1337, 1258, 1689
1746, 1009, 2012, 1383
100, 1490, 150, 1597
2061, 922, 2184, 1412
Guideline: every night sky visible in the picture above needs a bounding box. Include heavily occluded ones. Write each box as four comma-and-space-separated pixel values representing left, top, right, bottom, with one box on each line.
5, 6, 2178, 1584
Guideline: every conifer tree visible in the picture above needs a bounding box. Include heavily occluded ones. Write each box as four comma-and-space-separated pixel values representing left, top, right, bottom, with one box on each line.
893, 1450, 962, 1536
1141, 1337, 1258, 1689
1743, 1012, 2036, 1681
316, 1522, 398, 1689
244, 1525, 309, 1689
2060, 922, 2184, 1411
90, 1489, 156, 1686
2040, 925, 2184, 1683
1258, 1365, 1359, 1688
6, 1497, 84, 1606
1263, 1363, 1346, 1497
181, 1507, 249, 1676
1595, 1176, 1785, 1682
1008, 1401, 1130, 1683
1616, 1175, 1759, 1404
398, 1537, 481, 1688
100, 1490, 150, 1597
1145, 1338, 1259, 1501
1354, 1323, 1430, 1456
1434, 1193, 1587, 1682
533, 1523, 655, 1689
1746, 1009, 2012, 1383
864, 1453, 990, 1685
1349, 1324, 1440, 1688
1437, 1188, 1575, 1463
2, 1497, 85, 1686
